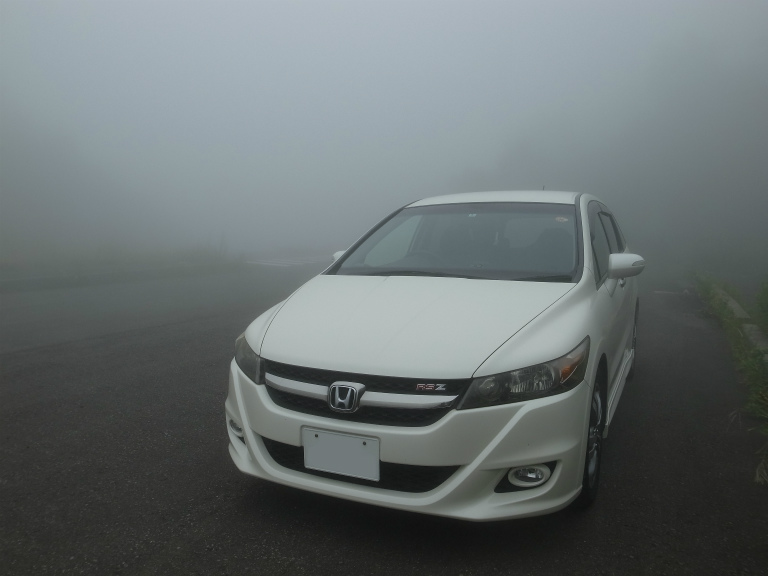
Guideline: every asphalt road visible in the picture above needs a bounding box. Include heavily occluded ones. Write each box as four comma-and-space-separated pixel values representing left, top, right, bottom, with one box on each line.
1, 266, 766, 575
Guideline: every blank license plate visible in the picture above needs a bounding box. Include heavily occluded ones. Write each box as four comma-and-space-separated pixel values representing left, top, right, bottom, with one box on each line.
302, 428, 380, 481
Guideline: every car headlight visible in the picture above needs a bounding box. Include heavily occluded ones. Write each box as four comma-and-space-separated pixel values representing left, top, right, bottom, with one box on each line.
458, 337, 590, 409
235, 334, 264, 384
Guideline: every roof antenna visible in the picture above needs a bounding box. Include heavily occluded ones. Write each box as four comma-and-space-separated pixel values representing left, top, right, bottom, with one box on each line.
542, 185, 546, 190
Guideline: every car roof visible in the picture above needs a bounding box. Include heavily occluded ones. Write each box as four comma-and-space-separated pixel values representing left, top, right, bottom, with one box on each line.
408, 190, 580, 207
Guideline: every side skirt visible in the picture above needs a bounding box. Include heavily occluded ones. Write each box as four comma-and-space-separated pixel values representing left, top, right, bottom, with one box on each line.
602, 348, 634, 438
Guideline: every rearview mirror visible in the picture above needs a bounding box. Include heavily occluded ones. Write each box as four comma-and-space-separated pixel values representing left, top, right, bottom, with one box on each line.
608, 253, 645, 279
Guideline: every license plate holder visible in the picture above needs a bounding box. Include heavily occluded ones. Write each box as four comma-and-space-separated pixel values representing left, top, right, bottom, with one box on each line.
302, 428, 380, 482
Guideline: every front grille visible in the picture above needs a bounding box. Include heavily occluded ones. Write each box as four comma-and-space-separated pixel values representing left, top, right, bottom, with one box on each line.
266, 386, 451, 427
261, 436, 459, 493
265, 360, 470, 396
263, 359, 471, 427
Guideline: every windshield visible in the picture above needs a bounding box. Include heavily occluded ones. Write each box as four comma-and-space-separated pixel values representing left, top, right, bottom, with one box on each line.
332, 202, 580, 281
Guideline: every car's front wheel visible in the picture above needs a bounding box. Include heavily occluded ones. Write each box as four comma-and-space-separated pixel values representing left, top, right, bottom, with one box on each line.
576, 372, 605, 507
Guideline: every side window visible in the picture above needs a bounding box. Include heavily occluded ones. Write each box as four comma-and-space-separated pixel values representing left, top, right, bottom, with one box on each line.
588, 204, 611, 282
609, 214, 627, 252
599, 213, 620, 253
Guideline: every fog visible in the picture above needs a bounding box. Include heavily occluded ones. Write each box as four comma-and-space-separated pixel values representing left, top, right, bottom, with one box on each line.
2, 0, 767, 285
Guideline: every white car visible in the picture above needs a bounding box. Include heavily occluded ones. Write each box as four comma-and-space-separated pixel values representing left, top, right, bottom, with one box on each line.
225, 191, 645, 520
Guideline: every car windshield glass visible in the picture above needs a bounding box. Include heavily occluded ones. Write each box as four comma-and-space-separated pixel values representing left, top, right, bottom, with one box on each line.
333, 202, 579, 281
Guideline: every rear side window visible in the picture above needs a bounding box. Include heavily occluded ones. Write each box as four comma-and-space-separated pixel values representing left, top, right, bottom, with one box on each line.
599, 211, 626, 253
588, 203, 611, 282
599, 213, 620, 253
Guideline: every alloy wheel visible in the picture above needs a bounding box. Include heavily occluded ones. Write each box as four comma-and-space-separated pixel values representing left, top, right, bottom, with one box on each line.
586, 386, 603, 489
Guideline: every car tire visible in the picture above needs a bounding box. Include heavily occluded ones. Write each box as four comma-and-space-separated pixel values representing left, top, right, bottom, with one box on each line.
575, 370, 606, 508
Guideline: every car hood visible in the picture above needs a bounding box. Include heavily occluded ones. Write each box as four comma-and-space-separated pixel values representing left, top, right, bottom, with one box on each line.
257, 274, 574, 379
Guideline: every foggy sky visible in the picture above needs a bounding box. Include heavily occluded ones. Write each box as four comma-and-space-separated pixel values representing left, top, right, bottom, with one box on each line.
2, 0, 767, 274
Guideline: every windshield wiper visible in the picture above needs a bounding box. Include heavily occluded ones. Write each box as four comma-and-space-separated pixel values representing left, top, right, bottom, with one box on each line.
359, 270, 488, 279
513, 274, 574, 283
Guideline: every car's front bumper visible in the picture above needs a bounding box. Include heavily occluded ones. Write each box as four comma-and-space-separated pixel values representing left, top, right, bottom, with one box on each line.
225, 359, 591, 521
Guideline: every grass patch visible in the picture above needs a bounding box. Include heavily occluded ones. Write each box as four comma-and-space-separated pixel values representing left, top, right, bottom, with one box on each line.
694, 274, 768, 483
756, 282, 768, 335
720, 282, 745, 305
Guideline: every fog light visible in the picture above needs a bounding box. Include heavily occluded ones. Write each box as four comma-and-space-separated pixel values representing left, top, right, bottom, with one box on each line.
228, 419, 244, 437
508, 465, 551, 488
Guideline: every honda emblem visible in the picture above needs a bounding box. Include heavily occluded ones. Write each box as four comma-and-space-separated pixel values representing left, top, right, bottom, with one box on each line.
328, 382, 365, 413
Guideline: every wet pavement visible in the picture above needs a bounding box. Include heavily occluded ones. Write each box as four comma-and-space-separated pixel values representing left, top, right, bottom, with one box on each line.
1, 267, 766, 575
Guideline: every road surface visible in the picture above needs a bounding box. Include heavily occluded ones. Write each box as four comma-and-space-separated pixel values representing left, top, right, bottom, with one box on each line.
1, 265, 766, 575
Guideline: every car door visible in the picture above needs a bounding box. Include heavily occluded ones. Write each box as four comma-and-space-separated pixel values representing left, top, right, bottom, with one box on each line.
587, 202, 632, 399
599, 208, 636, 363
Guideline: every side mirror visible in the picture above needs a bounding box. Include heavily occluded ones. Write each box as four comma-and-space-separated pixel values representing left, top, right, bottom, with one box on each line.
608, 253, 645, 279
332, 250, 345, 262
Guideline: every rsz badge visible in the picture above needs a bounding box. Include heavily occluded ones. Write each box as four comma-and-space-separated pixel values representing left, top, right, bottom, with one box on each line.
416, 383, 446, 391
